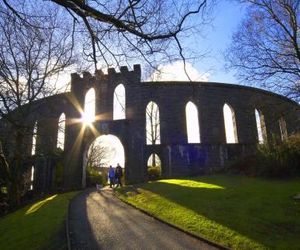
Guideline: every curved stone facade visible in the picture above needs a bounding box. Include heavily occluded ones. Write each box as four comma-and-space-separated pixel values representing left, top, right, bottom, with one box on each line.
1, 65, 300, 192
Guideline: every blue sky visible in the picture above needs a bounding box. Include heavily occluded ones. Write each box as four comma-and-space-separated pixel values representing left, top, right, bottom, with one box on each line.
149, 1, 247, 84
190, 0, 246, 84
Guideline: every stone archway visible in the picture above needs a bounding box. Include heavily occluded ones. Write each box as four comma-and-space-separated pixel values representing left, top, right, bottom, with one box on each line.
82, 134, 125, 188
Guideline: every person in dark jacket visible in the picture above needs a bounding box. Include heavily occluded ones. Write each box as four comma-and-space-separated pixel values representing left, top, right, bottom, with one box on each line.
114, 163, 123, 188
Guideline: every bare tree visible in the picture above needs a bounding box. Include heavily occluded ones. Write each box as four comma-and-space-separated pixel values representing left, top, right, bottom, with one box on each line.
86, 140, 115, 169
57, 113, 66, 150
146, 101, 160, 167
0, 3, 75, 117
2, 0, 212, 75
146, 101, 160, 146
0, 2, 76, 206
225, 0, 300, 100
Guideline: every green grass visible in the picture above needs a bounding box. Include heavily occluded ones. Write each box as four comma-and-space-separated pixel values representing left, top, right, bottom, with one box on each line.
117, 175, 300, 250
0, 191, 79, 250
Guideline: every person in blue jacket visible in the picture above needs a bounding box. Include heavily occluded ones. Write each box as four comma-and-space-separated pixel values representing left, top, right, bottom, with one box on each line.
108, 165, 115, 188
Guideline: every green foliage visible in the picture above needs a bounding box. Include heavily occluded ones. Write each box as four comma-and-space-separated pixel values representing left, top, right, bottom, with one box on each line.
0, 187, 7, 194
257, 133, 300, 177
228, 133, 300, 178
0, 191, 78, 250
117, 175, 300, 249
0, 186, 8, 216
86, 165, 104, 187
147, 166, 161, 180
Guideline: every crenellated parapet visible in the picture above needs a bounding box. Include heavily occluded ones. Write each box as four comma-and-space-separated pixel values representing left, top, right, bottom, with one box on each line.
71, 64, 141, 95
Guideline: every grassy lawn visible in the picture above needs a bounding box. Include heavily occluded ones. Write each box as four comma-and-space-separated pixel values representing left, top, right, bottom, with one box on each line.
0, 191, 79, 250
117, 175, 300, 250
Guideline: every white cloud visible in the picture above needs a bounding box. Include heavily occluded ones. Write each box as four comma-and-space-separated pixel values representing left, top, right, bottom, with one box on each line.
49, 71, 71, 93
150, 61, 210, 82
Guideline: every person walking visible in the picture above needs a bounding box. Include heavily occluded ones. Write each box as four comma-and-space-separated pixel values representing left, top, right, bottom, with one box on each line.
108, 165, 115, 188
114, 163, 123, 188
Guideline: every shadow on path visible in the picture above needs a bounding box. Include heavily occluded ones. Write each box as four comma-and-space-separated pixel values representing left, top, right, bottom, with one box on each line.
68, 188, 220, 250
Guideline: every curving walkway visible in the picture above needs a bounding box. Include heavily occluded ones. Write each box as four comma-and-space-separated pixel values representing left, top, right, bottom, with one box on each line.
68, 188, 221, 250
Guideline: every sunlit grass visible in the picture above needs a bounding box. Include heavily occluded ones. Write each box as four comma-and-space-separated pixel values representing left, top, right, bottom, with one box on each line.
0, 191, 78, 250
158, 179, 224, 189
25, 194, 57, 215
117, 175, 300, 250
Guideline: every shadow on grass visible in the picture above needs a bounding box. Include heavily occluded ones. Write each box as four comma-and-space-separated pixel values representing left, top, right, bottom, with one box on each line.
120, 176, 300, 249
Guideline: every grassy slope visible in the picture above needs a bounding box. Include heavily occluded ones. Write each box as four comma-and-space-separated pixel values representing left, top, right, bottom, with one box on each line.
0, 191, 78, 250
117, 175, 300, 250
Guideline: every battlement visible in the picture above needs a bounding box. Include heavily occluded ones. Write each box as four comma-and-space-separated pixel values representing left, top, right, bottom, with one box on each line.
70, 64, 141, 94
71, 64, 141, 81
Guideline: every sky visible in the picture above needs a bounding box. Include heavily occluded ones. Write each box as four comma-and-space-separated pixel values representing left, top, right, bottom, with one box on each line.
161, 0, 247, 84
55, 0, 246, 90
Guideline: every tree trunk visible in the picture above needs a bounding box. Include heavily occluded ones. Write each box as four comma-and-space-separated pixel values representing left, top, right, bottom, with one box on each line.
0, 141, 9, 182
8, 130, 25, 208
152, 154, 156, 167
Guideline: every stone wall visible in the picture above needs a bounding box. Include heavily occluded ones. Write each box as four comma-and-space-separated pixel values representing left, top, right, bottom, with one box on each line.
1, 65, 300, 192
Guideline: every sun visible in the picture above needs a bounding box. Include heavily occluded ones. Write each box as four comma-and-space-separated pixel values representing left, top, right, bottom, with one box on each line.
81, 112, 95, 125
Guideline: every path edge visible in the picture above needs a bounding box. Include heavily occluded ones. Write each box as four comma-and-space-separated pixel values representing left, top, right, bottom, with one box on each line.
114, 191, 230, 250
66, 191, 83, 250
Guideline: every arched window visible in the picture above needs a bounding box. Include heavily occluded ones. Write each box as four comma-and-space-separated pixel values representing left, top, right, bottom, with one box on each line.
31, 121, 38, 155
146, 101, 161, 145
223, 103, 238, 143
185, 101, 200, 143
113, 84, 126, 120
57, 113, 66, 150
147, 153, 161, 167
255, 109, 267, 144
29, 166, 34, 190
82, 88, 96, 124
279, 117, 288, 140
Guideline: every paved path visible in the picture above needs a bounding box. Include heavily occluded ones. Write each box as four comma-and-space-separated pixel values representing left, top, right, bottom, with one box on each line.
68, 188, 220, 250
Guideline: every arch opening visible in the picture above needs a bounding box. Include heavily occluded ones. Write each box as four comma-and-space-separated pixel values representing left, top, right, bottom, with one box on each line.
31, 121, 38, 155
113, 84, 126, 120
82, 88, 96, 124
146, 101, 161, 145
29, 166, 34, 190
83, 134, 125, 188
185, 101, 200, 143
57, 113, 66, 150
147, 153, 161, 180
223, 103, 238, 143
255, 109, 267, 144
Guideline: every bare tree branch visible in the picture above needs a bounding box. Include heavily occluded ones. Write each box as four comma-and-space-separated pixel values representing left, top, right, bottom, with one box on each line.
0, 1, 77, 206
226, 0, 300, 100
